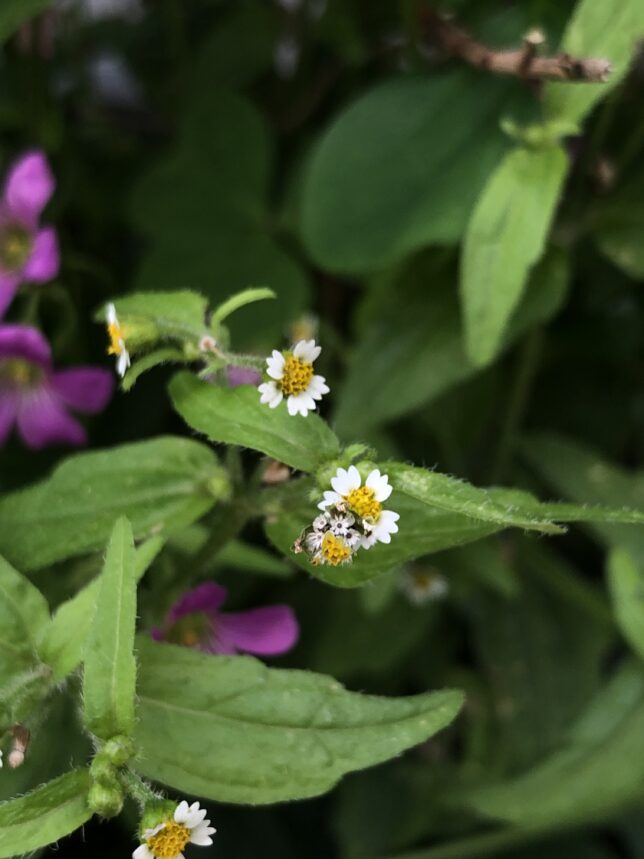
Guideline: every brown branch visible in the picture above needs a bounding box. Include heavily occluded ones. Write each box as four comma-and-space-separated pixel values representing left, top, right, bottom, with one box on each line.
421, 8, 612, 83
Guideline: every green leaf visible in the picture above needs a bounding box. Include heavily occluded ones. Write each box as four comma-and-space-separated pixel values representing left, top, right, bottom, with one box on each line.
608, 548, 644, 661
521, 433, 644, 564
335, 247, 570, 437
0, 0, 49, 44
83, 518, 137, 740
134, 639, 463, 804
0, 769, 91, 858
0, 437, 222, 571
169, 371, 340, 473
544, 0, 644, 125
129, 89, 309, 348
461, 144, 568, 367
101, 290, 210, 344
38, 537, 164, 681
0, 555, 49, 674
300, 71, 525, 274
592, 168, 644, 279
465, 663, 644, 829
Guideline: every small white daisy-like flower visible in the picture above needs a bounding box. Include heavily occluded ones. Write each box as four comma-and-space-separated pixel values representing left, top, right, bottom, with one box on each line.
106, 303, 131, 377
258, 339, 329, 416
133, 801, 215, 859
319, 465, 399, 548
401, 569, 449, 606
0, 749, 3, 768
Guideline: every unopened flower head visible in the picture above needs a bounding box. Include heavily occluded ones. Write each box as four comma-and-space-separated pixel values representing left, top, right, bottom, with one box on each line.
106, 302, 130, 377
258, 339, 329, 416
133, 801, 215, 859
319, 466, 399, 548
293, 503, 365, 566
401, 568, 449, 606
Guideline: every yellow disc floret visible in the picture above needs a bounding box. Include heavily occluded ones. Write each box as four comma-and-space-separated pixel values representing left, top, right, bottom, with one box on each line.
107, 321, 125, 357
279, 354, 314, 397
147, 820, 191, 858
321, 531, 352, 566
346, 486, 381, 521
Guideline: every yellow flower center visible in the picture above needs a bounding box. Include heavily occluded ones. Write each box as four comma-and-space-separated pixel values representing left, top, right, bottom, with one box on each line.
146, 820, 191, 858
0, 358, 42, 386
279, 354, 313, 397
0, 225, 32, 271
107, 321, 125, 356
346, 486, 381, 520
320, 531, 352, 566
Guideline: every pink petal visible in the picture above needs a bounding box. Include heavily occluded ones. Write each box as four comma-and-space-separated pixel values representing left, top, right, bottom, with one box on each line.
0, 324, 51, 367
51, 367, 113, 414
0, 393, 18, 446
167, 582, 228, 625
22, 227, 59, 283
4, 151, 55, 226
216, 605, 299, 656
0, 271, 20, 319
16, 386, 86, 449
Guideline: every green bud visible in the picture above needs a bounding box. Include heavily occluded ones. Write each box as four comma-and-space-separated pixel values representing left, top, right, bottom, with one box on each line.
102, 735, 135, 767
205, 467, 233, 502
315, 459, 342, 490
88, 779, 124, 819
89, 755, 115, 783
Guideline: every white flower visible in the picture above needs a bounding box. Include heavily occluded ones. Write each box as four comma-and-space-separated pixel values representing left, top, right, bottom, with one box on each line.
133, 801, 215, 859
318, 466, 399, 548
106, 303, 131, 377
258, 339, 329, 416
0, 749, 3, 768
401, 569, 449, 606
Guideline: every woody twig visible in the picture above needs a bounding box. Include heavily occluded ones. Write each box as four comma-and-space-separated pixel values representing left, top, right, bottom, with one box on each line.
421, 8, 612, 83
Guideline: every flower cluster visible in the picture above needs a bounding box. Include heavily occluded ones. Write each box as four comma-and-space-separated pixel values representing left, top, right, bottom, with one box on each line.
294, 466, 399, 566
134, 801, 215, 859
258, 339, 328, 416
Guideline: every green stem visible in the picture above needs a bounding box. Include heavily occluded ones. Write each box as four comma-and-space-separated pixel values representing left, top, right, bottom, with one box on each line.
491, 329, 543, 484
119, 768, 161, 809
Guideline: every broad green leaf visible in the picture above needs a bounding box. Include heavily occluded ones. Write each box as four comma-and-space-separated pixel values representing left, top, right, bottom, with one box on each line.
134, 639, 463, 804
39, 537, 164, 681
130, 89, 309, 348
0, 555, 49, 674
465, 663, 644, 829
83, 519, 137, 739
0, 0, 49, 44
608, 548, 644, 661
169, 371, 340, 473
265, 466, 644, 588
461, 144, 568, 367
521, 434, 644, 564
100, 290, 209, 344
300, 71, 526, 274
335, 247, 570, 437
0, 769, 91, 858
592, 169, 644, 280
544, 0, 644, 125
0, 437, 222, 571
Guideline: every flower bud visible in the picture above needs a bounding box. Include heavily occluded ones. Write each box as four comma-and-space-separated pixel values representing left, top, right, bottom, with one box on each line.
88, 779, 124, 818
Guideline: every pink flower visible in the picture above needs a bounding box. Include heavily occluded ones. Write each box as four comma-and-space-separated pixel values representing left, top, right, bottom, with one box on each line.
0, 325, 113, 449
151, 582, 299, 656
226, 365, 262, 387
0, 151, 60, 318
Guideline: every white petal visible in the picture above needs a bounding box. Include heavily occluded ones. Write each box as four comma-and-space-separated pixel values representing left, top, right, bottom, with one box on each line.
346, 465, 362, 491
185, 805, 207, 828
259, 382, 283, 408
174, 800, 190, 823
293, 339, 320, 362
133, 845, 155, 859
331, 468, 351, 495
266, 351, 285, 379
142, 824, 165, 839
190, 822, 216, 846
117, 347, 130, 378
309, 375, 329, 395
318, 490, 341, 510
366, 470, 393, 502
107, 302, 117, 325
286, 396, 299, 416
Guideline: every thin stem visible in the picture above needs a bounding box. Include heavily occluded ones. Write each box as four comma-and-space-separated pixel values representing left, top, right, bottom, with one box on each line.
491, 329, 543, 484
119, 768, 161, 809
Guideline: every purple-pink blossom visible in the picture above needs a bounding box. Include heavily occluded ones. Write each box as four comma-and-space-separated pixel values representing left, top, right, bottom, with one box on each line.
227, 365, 262, 387
0, 325, 113, 449
152, 582, 299, 656
0, 151, 60, 318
